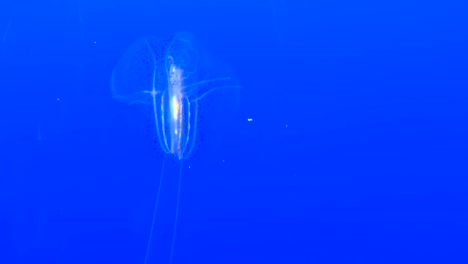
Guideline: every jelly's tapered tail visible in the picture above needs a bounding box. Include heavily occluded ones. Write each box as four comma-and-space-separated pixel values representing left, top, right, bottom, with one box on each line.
144, 156, 166, 264
169, 161, 183, 264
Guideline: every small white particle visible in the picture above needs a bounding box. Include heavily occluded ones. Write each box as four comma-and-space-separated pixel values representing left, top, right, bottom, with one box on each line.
248, 118, 253, 122
188, 166, 191, 169
57, 98, 60, 101
222, 160, 225, 163
286, 124, 288, 128
94, 41, 96, 44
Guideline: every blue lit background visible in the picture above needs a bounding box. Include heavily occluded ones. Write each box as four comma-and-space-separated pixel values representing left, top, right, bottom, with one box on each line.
1, 1, 467, 263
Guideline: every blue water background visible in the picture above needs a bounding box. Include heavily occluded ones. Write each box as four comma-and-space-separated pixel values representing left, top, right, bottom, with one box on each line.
1, 0, 467, 263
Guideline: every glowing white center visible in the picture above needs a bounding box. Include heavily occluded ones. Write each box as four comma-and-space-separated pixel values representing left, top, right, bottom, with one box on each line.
173, 96, 179, 120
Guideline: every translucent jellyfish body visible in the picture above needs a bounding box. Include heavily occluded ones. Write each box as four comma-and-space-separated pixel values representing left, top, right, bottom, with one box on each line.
111, 32, 240, 160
